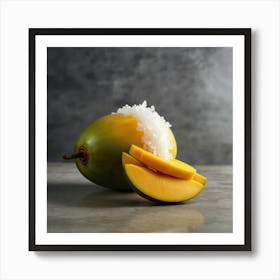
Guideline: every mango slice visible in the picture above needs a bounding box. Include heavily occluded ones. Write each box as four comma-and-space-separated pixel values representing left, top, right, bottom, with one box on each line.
129, 144, 196, 180
123, 151, 206, 186
124, 164, 204, 203
192, 172, 207, 185
122, 152, 145, 167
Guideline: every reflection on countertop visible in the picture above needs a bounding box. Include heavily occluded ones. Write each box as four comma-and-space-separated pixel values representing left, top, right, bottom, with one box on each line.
47, 163, 232, 233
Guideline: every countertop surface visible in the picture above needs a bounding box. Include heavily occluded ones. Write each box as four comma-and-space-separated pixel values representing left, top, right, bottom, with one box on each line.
47, 163, 232, 233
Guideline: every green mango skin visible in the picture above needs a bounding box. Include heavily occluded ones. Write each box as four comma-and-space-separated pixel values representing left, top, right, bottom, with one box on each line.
74, 114, 144, 191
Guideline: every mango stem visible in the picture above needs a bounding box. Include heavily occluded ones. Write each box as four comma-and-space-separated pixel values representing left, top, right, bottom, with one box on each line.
63, 152, 84, 160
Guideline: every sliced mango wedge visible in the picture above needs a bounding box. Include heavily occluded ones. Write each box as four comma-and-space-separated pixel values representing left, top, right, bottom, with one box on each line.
129, 144, 196, 180
124, 150, 206, 185
124, 164, 204, 203
122, 152, 145, 167
192, 172, 207, 185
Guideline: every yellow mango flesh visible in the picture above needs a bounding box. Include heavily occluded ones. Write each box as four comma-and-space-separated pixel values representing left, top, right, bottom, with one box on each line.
122, 152, 145, 167
124, 164, 204, 203
129, 144, 196, 180
168, 128, 177, 159
123, 151, 207, 185
193, 172, 207, 185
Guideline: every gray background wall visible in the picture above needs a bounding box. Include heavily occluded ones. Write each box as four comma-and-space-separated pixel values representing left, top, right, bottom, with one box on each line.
47, 47, 232, 164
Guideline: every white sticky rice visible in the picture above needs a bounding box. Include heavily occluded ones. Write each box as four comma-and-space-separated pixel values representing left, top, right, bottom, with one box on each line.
113, 101, 174, 160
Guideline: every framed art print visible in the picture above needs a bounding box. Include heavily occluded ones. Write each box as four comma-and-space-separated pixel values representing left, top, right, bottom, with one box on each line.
29, 28, 251, 251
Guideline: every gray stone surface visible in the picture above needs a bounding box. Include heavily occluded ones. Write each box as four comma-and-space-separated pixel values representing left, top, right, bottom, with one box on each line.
47, 163, 232, 233
47, 47, 232, 164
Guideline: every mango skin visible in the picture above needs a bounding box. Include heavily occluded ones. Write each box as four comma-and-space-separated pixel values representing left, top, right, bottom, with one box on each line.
74, 113, 177, 191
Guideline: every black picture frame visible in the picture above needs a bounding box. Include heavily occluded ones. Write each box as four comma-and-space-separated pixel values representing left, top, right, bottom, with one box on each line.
29, 28, 251, 251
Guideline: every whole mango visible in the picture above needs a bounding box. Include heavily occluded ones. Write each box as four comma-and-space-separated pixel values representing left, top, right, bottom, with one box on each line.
64, 113, 177, 191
